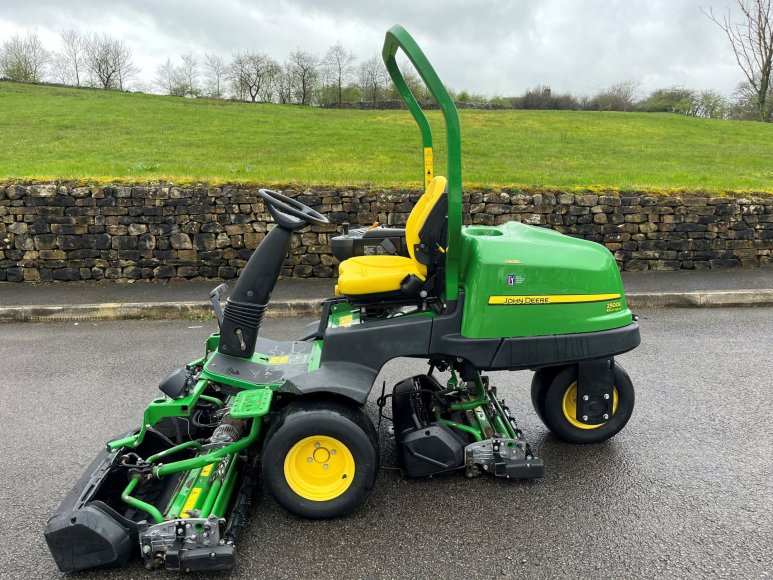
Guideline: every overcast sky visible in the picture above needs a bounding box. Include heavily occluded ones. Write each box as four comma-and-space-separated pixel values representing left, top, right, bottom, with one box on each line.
0, 0, 745, 98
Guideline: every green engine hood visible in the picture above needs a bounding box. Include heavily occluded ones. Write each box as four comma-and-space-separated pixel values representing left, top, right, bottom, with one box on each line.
458, 222, 632, 338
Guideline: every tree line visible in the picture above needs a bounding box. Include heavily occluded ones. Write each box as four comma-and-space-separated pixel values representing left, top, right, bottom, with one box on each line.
1, 0, 770, 122
0, 30, 401, 107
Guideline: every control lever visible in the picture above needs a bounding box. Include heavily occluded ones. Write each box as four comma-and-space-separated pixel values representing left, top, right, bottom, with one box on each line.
209, 283, 229, 327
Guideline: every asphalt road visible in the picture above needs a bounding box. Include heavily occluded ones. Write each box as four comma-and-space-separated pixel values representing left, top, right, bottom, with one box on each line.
1, 309, 771, 579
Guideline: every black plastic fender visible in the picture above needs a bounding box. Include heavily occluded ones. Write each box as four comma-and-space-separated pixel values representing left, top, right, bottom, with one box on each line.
44, 444, 137, 573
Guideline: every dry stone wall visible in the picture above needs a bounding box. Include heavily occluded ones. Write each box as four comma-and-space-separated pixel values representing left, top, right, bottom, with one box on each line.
0, 183, 771, 282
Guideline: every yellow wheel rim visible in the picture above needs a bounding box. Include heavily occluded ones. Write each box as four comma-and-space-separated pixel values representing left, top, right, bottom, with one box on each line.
562, 382, 619, 430
284, 435, 355, 501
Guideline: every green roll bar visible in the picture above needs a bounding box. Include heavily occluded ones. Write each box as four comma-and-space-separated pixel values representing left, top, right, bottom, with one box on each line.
382, 25, 462, 302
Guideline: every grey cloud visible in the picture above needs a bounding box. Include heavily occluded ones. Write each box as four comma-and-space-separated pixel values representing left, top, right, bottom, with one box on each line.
0, 0, 745, 96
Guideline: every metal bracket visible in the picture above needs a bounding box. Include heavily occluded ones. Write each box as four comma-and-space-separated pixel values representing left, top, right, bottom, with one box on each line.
464, 437, 543, 479
139, 514, 226, 570
576, 358, 615, 425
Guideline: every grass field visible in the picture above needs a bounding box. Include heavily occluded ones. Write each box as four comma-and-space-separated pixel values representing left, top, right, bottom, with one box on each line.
1, 82, 772, 192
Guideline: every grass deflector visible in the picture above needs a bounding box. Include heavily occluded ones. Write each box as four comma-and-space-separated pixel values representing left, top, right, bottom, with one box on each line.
45, 26, 640, 573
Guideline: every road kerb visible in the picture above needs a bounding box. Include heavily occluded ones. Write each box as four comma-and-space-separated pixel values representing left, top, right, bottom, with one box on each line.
0, 290, 771, 323
627, 289, 773, 309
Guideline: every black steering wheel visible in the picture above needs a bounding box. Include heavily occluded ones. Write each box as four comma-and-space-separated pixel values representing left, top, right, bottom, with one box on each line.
258, 189, 329, 228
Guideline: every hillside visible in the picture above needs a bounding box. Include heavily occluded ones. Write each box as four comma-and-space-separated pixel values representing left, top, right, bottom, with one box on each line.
1, 82, 772, 192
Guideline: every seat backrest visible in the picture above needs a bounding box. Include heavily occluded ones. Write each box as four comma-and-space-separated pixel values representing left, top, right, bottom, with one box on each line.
405, 176, 448, 277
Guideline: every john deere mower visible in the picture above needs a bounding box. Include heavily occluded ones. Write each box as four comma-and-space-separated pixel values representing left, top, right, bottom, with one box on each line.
45, 25, 640, 573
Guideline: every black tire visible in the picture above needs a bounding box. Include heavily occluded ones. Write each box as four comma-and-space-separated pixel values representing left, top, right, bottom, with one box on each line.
530, 366, 565, 424
541, 362, 635, 444
261, 398, 379, 519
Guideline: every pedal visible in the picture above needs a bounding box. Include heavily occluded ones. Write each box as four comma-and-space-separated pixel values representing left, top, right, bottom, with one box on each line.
230, 389, 273, 419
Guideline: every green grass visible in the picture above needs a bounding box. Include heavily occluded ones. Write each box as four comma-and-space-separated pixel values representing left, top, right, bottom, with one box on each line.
1, 81, 772, 192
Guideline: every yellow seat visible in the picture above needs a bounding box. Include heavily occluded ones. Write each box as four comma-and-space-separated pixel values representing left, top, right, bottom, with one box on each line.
337, 255, 425, 295
336, 176, 447, 296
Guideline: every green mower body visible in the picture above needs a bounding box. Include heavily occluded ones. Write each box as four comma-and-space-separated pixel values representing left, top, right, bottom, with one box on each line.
459, 222, 632, 338
45, 25, 640, 574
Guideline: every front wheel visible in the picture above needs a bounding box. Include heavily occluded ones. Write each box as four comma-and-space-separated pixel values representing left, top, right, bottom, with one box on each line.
261, 399, 379, 519
541, 362, 635, 444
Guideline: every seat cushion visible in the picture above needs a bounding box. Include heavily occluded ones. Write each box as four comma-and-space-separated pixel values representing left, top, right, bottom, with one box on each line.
337, 255, 426, 296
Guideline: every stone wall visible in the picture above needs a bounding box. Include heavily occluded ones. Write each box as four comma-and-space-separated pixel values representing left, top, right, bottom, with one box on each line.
0, 183, 771, 282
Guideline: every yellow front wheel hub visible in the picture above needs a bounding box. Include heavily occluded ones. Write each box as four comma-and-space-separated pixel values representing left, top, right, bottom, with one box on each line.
284, 435, 355, 501
562, 382, 619, 430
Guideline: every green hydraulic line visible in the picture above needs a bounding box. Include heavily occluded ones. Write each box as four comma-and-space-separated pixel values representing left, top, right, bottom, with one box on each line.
153, 418, 261, 479
121, 476, 164, 524
434, 410, 483, 441
198, 394, 224, 408
447, 369, 459, 390
492, 415, 511, 439
449, 397, 487, 412
212, 460, 240, 518
147, 440, 203, 463
449, 375, 487, 412
200, 478, 223, 519
490, 396, 517, 439
202, 454, 238, 518
187, 355, 207, 368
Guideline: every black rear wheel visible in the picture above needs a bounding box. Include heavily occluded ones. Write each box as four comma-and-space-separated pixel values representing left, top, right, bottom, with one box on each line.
261, 399, 379, 519
530, 366, 565, 424
541, 362, 635, 444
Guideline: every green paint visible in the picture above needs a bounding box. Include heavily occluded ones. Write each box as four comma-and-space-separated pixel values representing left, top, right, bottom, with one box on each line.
328, 302, 360, 328
434, 411, 483, 441
121, 477, 164, 524
205, 333, 220, 356
490, 396, 517, 439
165, 468, 201, 519
211, 458, 240, 518
201, 347, 307, 391
108, 379, 210, 451
198, 394, 224, 408
308, 340, 322, 370
203, 454, 238, 518
458, 221, 632, 338
382, 25, 462, 301
147, 440, 203, 463
153, 417, 261, 478
230, 388, 272, 419
449, 375, 487, 412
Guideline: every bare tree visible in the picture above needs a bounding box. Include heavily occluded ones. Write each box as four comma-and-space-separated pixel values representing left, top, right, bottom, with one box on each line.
590, 80, 640, 111
179, 53, 199, 97
0, 31, 49, 83
114, 41, 138, 91
287, 49, 320, 105
59, 29, 86, 86
84, 33, 137, 90
358, 54, 389, 105
322, 41, 355, 105
704, 0, 773, 121
229, 52, 279, 102
275, 62, 294, 104
203, 52, 227, 98
50, 52, 73, 84
154, 58, 185, 96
